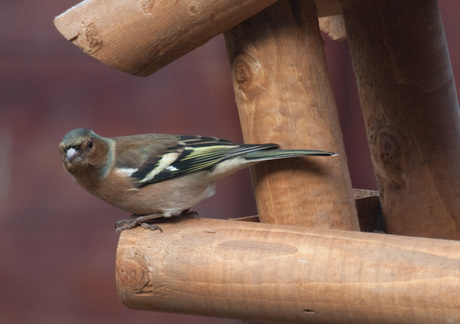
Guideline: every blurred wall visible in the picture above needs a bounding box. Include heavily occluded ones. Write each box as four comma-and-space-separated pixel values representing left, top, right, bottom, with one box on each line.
0, 1, 459, 323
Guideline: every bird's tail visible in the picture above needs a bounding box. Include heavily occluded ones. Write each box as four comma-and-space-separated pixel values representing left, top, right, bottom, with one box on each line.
244, 149, 337, 161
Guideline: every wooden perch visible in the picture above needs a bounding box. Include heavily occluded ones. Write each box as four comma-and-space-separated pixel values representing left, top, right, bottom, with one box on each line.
342, 0, 460, 239
53, 0, 342, 76
224, 0, 358, 230
116, 217, 460, 323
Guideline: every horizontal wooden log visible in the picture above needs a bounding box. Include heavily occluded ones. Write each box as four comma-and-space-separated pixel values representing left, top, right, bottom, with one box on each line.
54, 0, 342, 76
116, 217, 460, 323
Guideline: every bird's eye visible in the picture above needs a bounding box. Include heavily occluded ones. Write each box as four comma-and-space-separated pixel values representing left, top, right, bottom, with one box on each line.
88, 140, 93, 149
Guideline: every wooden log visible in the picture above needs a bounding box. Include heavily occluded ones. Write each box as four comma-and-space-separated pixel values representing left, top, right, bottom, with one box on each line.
54, 0, 278, 76
342, 0, 460, 239
224, 0, 359, 230
53, 0, 342, 76
116, 217, 460, 323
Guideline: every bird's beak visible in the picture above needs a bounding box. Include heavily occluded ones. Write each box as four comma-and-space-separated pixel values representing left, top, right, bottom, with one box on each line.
66, 147, 83, 163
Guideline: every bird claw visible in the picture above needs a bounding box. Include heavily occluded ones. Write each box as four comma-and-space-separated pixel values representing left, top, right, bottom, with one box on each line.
115, 213, 164, 233
114, 210, 199, 233
140, 222, 163, 232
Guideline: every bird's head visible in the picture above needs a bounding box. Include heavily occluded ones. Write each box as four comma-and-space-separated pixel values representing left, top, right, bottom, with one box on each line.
59, 128, 109, 174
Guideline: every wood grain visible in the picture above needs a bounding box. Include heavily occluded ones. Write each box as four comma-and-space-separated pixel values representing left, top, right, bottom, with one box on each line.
54, 0, 278, 76
116, 217, 460, 323
53, 0, 342, 76
343, 0, 460, 239
224, 0, 359, 230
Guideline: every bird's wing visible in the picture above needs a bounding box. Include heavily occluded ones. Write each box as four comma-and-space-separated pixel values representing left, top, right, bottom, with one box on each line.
115, 135, 276, 187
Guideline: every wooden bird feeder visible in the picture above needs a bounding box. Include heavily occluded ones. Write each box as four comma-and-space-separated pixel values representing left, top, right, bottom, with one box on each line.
54, 0, 460, 323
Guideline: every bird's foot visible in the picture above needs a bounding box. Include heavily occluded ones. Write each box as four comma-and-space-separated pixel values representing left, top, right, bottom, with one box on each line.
115, 213, 164, 233
114, 210, 198, 233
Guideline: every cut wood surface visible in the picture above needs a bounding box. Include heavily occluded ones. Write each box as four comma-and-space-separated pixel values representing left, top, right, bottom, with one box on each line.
54, 0, 342, 76
343, 0, 460, 239
116, 217, 460, 323
224, 0, 358, 230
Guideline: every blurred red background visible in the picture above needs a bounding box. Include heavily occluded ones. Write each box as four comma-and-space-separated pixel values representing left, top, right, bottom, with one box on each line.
1, 1, 459, 323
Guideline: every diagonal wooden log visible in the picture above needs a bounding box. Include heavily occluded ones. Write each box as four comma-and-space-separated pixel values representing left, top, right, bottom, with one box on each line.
54, 0, 277, 76
342, 0, 460, 239
53, 0, 342, 76
116, 217, 460, 323
224, 0, 359, 230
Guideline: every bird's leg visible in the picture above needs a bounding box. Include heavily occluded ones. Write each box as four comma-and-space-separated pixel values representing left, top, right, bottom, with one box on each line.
115, 213, 164, 233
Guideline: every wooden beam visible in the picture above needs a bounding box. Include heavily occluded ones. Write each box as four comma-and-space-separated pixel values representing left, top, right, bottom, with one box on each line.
224, 0, 359, 230
53, 0, 342, 76
54, 0, 277, 76
343, 0, 460, 239
116, 217, 460, 323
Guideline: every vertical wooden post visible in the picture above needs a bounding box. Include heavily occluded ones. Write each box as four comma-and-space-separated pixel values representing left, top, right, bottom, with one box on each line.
343, 0, 460, 239
224, 0, 359, 230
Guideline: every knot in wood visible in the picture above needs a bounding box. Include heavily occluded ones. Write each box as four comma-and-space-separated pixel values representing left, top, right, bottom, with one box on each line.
232, 54, 264, 96
141, 0, 155, 13
116, 258, 149, 293
374, 125, 406, 189
84, 23, 103, 52
188, 2, 204, 15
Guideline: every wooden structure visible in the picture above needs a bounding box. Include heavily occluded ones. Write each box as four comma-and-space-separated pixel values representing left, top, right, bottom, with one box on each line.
54, 0, 460, 323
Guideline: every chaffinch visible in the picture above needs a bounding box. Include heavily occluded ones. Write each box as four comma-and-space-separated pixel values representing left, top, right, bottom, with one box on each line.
59, 128, 336, 232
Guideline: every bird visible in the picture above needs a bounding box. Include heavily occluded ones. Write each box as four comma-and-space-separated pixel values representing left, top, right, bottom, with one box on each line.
59, 128, 336, 232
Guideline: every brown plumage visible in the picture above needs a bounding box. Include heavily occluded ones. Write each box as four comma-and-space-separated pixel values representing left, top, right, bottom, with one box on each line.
59, 128, 336, 231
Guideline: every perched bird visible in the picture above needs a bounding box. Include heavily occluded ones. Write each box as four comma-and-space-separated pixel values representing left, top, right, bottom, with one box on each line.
59, 128, 336, 232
